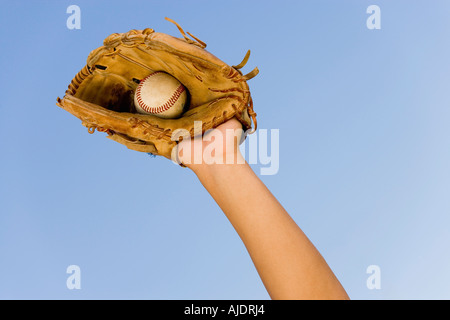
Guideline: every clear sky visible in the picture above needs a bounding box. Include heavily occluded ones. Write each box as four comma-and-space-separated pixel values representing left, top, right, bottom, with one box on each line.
1, 0, 449, 299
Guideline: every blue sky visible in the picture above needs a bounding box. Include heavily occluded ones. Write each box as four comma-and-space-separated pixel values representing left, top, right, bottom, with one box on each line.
0, 0, 450, 299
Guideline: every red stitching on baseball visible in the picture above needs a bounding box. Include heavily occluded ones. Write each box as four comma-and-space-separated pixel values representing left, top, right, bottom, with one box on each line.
135, 72, 185, 114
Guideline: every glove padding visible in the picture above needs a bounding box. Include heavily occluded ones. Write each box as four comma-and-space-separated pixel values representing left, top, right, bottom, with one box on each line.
56, 17, 258, 160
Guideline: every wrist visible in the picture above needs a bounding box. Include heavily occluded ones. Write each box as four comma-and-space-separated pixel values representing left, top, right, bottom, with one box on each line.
186, 149, 246, 174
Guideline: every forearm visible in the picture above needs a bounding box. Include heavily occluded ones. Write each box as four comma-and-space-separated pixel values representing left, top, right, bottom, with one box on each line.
191, 161, 349, 300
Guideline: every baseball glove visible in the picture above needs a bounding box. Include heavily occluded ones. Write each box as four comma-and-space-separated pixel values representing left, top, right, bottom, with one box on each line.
56, 17, 258, 160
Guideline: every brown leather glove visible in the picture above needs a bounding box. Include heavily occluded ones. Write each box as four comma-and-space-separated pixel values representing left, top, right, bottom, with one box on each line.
56, 17, 258, 160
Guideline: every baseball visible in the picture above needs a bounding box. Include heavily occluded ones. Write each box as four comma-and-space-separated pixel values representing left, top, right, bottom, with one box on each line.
134, 71, 188, 118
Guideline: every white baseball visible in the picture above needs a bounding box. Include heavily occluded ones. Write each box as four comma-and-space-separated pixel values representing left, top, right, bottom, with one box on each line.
134, 72, 187, 118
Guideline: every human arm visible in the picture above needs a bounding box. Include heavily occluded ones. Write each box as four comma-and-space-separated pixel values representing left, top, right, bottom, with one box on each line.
177, 118, 349, 300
